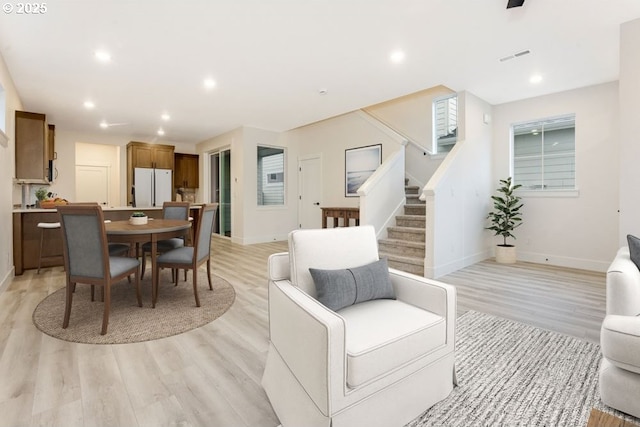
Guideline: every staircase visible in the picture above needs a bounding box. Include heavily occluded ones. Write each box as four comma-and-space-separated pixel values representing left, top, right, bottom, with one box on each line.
378, 181, 426, 275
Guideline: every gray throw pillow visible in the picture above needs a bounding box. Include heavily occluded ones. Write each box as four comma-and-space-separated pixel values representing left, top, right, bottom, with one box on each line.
627, 234, 640, 271
309, 258, 396, 311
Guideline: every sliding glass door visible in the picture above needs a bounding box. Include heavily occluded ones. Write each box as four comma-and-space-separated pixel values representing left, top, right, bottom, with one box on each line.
209, 149, 232, 237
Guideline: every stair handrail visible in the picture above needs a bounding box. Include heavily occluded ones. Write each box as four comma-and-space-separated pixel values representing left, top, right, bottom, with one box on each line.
358, 144, 406, 238
357, 110, 431, 154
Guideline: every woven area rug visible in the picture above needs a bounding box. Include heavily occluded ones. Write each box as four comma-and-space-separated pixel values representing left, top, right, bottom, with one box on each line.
32, 268, 235, 345
408, 311, 640, 427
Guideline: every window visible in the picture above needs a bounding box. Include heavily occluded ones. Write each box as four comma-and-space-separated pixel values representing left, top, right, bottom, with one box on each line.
512, 114, 575, 191
257, 146, 285, 206
433, 94, 457, 154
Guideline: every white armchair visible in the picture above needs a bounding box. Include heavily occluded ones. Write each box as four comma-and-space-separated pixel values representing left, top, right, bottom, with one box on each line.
261, 226, 456, 427
600, 247, 640, 419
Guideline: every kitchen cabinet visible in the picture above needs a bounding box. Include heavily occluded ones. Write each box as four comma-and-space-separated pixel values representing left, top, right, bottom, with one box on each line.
126, 141, 175, 205
15, 110, 52, 182
127, 141, 174, 169
174, 153, 199, 188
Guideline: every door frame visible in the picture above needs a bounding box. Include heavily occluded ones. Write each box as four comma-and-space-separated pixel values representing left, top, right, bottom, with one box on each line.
206, 147, 232, 238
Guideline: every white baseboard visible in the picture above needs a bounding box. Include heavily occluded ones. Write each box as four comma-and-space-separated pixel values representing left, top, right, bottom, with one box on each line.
516, 250, 609, 273
425, 250, 491, 279
234, 234, 289, 245
0, 266, 15, 295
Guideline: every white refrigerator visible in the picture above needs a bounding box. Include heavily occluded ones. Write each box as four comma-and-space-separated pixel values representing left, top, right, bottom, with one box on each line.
133, 168, 173, 207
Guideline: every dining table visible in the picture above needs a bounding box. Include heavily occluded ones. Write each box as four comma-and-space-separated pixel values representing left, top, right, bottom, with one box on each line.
105, 218, 192, 308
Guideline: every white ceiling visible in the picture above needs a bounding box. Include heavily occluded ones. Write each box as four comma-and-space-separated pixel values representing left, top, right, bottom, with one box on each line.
1, 0, 639, 145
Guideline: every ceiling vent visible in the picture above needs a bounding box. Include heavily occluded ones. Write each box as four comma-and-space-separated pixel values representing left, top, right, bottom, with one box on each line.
507, 0, 525, 8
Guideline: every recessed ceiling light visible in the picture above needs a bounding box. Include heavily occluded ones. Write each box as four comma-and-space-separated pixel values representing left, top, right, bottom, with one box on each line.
529, 74, 543, 84
83, 101, 95, 109
94, 50, 111, 63
390, 50, 405, 64
99, 120, 108, 129
161, 113, 170, 121
203, 78, 216, 90
157, 128, 165, 136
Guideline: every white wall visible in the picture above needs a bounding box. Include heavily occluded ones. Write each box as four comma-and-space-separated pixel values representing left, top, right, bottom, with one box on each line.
424, 91, 493, 278
241, 127, 298, 244
619, 18, 640, 246
0, 50, 22, 287
364, 85, 454, 188
288, 111, 403, 209
492, 82, 620, 271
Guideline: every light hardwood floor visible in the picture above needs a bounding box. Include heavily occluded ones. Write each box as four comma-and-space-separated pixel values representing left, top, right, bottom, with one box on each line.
0, 236, 606, 426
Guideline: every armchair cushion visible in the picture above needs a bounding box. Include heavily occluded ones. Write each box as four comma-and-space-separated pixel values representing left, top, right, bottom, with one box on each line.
310, 258, 395, 311
339, 299, 446, 388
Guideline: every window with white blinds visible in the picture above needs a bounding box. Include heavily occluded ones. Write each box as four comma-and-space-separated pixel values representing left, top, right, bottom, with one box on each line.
257, 146, 285, 206
433, 94, 457, 154
512, 115, 576, 191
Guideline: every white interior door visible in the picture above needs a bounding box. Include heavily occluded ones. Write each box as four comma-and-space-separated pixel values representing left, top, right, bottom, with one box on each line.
298, 156, 322, 229
76, 165, 109, 205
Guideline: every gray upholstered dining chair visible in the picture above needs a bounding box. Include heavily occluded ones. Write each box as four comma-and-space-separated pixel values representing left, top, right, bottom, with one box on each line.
57, 204, 142, 335
154, 203, 218, 307
141, 201, 191, 279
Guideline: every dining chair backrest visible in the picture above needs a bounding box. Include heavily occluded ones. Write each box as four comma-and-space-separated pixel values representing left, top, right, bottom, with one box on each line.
195, 203, 218, 263
163, 201, 190, 220
58, 204, 108, 280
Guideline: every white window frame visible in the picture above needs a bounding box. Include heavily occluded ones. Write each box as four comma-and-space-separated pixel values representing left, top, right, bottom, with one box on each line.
432, 93, 458, 154
257, 145, 286, 208
511, 114, 579, 198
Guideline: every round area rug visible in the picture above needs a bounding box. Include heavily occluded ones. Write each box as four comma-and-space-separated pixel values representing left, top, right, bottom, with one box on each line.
32, 268, 235, 345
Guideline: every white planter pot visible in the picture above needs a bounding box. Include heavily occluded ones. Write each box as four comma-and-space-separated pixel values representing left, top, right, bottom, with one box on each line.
129, 216, 148, 225
495, 245, 517, 264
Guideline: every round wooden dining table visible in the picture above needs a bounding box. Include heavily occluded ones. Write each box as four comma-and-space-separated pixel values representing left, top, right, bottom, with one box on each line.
105, 219, 191, 308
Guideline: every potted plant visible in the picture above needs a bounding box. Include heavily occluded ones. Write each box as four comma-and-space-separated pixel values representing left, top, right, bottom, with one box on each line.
35, 187, 48, 208
486, 177, 523, 264
129, 211, 148, 225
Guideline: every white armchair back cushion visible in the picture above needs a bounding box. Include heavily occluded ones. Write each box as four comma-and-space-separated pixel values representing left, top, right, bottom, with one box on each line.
289, 225, 379, 298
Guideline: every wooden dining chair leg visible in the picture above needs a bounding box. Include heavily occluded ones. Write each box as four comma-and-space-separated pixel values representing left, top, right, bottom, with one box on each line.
206, 259, 213, 290
192, 269, 200, 307
101, 284, 110, 335
141, 253, 147, 280
134, 271, 142, 307
62, 281, 74, 329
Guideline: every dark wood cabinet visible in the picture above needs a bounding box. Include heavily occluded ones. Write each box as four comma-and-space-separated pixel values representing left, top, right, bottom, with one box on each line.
126, 141, 175, 205
174, 153, 199, 188
127, 141, 174, 169
15, 110, 50, 182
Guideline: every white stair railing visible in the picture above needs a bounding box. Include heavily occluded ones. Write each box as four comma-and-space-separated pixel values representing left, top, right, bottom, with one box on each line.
358, 144, 406, 239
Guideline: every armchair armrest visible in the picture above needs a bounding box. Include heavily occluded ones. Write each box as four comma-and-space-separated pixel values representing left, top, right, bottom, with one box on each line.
389, 268, 456, 319
267, 278, 346, 416
601, 315, 640, 374
607, 250, 640, 316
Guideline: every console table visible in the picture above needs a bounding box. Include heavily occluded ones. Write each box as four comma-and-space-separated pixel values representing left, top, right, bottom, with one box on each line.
321, 207, 360, 228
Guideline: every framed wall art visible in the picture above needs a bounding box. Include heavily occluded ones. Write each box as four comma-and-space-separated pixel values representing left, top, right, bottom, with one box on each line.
345, 144, 382, 197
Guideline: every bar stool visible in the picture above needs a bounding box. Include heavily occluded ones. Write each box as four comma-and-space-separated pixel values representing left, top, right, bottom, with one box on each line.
37, 221, 61, 274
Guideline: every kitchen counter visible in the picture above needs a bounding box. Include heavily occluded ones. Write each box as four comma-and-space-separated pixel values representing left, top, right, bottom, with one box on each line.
12, 206, 164, 213
13, 205, 203, 275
